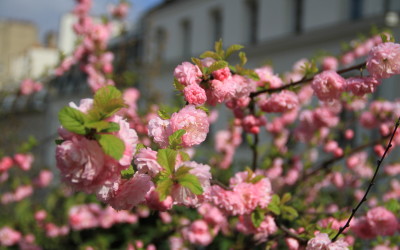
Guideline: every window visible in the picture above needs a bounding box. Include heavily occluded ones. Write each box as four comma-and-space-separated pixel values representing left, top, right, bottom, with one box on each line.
246, 0, 259, 44
350, 0, 363, 20
155, 27, 166, 60
181, 19, 191, 58
210, 9, 223, 47
294, 0, 304, 34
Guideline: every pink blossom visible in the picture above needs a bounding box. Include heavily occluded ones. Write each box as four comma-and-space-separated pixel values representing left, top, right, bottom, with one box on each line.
170, 105, 209, 147
20, 79, 42, 95
208, 79, 236, 104
145, 187, 173, 211
108, 173, 154, 210
110, 2, 129, 18
184, 220, 213, 246
351, 217, 377, 239
171, 161, 211, 207
366, 42, 400, 79
0, 226, 21, 246
0, 156, 13, 172
134, 148, 162, 177
69, 204, 101, 230
14, 185, 33, 201
341, 52, 355, 65
174, 62, 202, 86
148, 117, 172, 148
13, 153, 34, 171
322, 56, 339, 71
346, 76, 381, 96
56, 135, 106, 193
311, 71, 346, 101
198, 203, 228, 232
35, 210, 47, 221
366, 206, 398, 236
123, 88, 140, 111
254, 66, 283, 88
236, 215, 277, 242
306, 232, 349, 250
183, 83, 207, 105
241, 115, 266, 134
385, 163, 400, 176
344, 129, 354, 139
34, 170, 53, 188
259, 91, 299, 113
109, 115, 138, 167
212, 67, 231, 81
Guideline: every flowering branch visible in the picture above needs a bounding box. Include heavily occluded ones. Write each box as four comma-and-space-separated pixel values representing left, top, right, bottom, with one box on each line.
303, 135, 388, 181
249, 62, 366, 97
331, 116, 400, 242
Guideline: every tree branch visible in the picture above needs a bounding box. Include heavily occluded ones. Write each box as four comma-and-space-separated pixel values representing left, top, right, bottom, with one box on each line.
331, 116, 400, 242
249, 62, 366, 97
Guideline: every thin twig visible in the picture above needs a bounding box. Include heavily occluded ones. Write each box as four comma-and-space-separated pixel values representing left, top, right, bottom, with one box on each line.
276, 221, 307, 244
210, 179, 231, 190
302, 135, 388, 181
331, 116, 400, 242
249, 62, 366, 97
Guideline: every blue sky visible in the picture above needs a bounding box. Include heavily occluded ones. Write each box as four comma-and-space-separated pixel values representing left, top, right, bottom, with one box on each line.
0, 0, 163, 42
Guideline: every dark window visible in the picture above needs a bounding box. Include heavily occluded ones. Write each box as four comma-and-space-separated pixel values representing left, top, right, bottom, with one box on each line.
181, 19, 191, 58
350, 0, 363, 20
246, 0, 258, 44
155, 27, 166, 60
211, 9, 223, 47
294, 0, 303, 34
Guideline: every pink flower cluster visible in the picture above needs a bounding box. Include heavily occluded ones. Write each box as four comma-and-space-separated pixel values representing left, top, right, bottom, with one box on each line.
1, 185, 33, 204
0, 226, 21, 247
367, 42, 400, 79
174, 60, 256, 107
340, 34, 385, 65
207, 171, 273, 215
237, 214, 277, 243
55, 0, 118, 92
0, 153, 34, 173
306, 232, 349, 250
212, 126, 242, 169
56, 98, 139, 203
351, 206, 398, 239
109, 2, 129, 19
311, 70, 346, 101
19, 79, 43, 96
258, 90, 299, 113
69, 204, 138, 230
148, 105, 209, 148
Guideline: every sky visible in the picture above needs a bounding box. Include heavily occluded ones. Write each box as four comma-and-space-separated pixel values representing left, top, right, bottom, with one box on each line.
0, 0, 163, 42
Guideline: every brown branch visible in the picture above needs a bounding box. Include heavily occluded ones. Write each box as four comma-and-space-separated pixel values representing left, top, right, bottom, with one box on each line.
249, 62, 366, 97
276, 221, 307, 244
210, 179, 231, 190
302, 135, 388, 181
331, 116, 400, 242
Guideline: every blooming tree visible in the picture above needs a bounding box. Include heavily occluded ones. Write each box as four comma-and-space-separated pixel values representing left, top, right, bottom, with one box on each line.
1, 0, 400, 249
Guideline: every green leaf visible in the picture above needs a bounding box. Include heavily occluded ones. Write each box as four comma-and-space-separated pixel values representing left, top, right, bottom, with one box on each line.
385, 199, 400, 213
179, 151, 191, 162
168, 129, 186, 149
158, 109, 171, 120
58, 106, 88, 135
156, 177, 173, 201
177, 173, 203, 195
175, 166, 192, 179
214, 39, 224, 57
85, 121, 111, 131
101, 122, 120, 133
136, 143, 146, 151
191, 57, 204, 73
121, 165, 134, 179
95, 134, 125, 160
281, 193, 292, 204
282, 205, 299, 219
250, 175, 264, 184
271, 194, 280, 205
268, 202, 281, 215
208, 60, 228, 73
93, 86, 127, 119
173, 78, 185, 92
18, 136, 38, 153
157, 148, 178, 174
55, 139, 64, 145
251, 209, 265, 228
226, 44, 244, 59
195, 105, 209, 115
239, 51, 247, 66
199, 51, 221, 60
